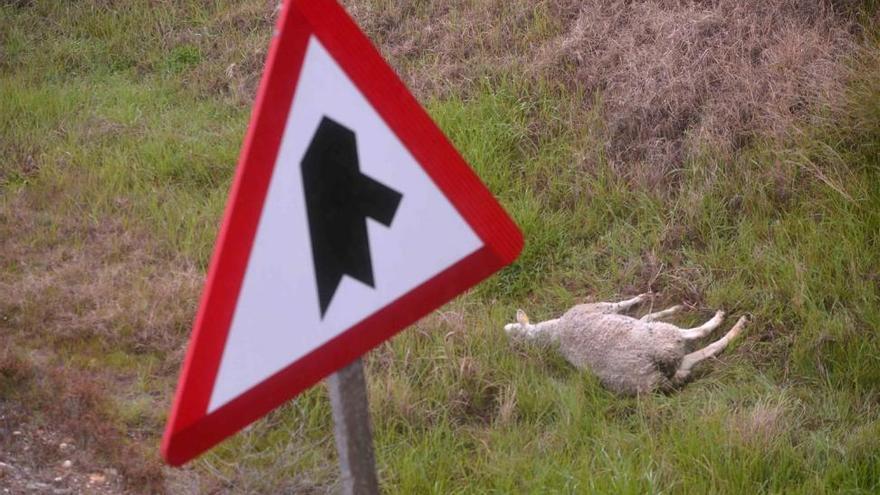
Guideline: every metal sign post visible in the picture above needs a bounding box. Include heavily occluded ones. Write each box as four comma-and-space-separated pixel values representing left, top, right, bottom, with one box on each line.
327, 358, 379, 495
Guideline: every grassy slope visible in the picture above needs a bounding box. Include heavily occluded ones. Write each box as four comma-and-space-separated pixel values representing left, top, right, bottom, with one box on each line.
2, 1, 880, 493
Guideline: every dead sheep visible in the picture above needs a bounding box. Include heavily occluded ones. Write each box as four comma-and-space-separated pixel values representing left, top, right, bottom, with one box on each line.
504, 293, 747, 395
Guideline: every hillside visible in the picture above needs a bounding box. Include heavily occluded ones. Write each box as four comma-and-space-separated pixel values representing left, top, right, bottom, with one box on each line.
2, 0, 880, 493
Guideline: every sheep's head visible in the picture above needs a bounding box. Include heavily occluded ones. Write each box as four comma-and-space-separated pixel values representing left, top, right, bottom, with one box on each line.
503, 309, 531, 340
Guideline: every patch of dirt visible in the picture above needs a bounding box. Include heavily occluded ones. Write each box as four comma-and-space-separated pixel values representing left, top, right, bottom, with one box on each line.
1, 403, 126, 495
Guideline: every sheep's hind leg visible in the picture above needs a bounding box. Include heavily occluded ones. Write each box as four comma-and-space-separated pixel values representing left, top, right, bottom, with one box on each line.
641, 305, 684, 322
679, 310, 725, 341
672, 316, 748, 385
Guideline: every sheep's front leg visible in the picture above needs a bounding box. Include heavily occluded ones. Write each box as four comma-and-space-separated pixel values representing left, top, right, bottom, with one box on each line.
673, 315, 748, 385
679, 310, 725, 341
640, 304, 684, 322
608, 293, 651, 313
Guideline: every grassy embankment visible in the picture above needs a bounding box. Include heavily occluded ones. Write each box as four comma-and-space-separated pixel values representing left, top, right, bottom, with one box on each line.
2, 1, 880, 492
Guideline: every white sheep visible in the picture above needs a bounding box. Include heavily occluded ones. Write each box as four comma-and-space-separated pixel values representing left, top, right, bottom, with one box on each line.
504, 293, 747, 395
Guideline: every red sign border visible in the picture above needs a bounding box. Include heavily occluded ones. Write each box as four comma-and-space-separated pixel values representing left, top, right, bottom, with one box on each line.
162, 0, 523, 466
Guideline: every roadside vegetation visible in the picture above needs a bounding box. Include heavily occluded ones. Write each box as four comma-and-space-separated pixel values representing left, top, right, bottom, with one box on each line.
2, 0, 879, 492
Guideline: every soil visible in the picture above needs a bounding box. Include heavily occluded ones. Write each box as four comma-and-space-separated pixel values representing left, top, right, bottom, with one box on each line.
1, 403, 124, 494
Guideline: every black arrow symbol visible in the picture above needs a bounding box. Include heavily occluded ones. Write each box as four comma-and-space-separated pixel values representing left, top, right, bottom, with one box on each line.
301, 116, 403, 318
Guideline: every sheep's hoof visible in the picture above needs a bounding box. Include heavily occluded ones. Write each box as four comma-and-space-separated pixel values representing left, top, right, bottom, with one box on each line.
728, 315, 749, 339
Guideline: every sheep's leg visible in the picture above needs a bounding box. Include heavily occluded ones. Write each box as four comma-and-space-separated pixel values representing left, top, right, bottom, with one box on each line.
608, 293, 650, 313
679, 310, 725, 341
641, 305, 684, 322
672, 316, 747, 385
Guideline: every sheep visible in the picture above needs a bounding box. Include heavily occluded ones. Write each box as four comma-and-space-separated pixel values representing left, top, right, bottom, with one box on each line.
503, 293, 747, 395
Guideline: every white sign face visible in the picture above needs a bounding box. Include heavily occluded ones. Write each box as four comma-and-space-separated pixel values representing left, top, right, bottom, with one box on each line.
208, 37, 483, 411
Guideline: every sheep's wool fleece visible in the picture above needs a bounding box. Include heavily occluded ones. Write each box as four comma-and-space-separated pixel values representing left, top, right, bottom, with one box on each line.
555, 305, 685, 395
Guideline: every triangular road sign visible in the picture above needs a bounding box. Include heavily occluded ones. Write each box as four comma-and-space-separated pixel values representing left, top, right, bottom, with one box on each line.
162, 0, 523, 466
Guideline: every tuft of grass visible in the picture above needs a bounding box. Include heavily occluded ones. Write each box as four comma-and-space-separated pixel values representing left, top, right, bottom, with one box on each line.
0, 345, 34, 398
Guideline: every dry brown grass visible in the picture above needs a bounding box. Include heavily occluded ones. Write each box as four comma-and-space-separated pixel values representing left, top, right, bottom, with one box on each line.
728, 394, 801, 448
0, 190, 202, 492
176, 0, 861, 188
0, 194, 201, 358
543, 0, 856, 181
186, 1, 280, 105
344, 0, 569, 99
346, 0, 858, 184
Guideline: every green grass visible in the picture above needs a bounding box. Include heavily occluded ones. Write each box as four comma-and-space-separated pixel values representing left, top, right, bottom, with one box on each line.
2, 1, 880, 493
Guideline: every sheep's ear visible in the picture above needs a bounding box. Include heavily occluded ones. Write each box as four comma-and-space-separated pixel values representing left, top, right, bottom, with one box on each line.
516, 309, 530, 325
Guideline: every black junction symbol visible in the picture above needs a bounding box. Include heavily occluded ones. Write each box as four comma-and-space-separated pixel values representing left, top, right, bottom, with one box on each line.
301, 116, 403, 318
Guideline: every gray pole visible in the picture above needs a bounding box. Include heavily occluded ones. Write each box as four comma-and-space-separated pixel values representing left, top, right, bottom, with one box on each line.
326, 358, 380, 495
